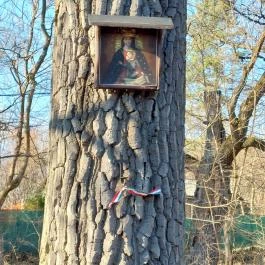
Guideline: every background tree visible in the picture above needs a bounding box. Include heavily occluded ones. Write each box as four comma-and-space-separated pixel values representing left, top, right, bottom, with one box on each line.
185, 0, 265, 264
0, 0, 52, 208
0, 128, 48, 209
40, 1, 186, 265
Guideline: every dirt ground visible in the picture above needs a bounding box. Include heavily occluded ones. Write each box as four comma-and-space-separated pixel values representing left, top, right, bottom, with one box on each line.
3, 253, 39, 265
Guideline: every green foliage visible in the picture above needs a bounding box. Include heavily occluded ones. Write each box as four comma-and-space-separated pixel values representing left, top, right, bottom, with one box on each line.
24, 192, 45, 210
187, 0, 243, 92
185, 0, 255, 141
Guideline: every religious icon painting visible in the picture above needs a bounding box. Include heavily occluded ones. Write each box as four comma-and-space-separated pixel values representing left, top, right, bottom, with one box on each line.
95, 27, 161, 90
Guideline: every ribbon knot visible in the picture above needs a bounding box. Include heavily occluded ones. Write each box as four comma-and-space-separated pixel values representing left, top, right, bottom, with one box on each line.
108, 187, 161, 208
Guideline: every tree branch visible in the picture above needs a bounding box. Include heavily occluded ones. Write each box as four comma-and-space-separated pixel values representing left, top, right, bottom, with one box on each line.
30, 0, 52, 76
228, 31, 265, 125
242, 136, 265, 152
0, 0, 52, 209
238, 71, 265, 136
233, 6, 265, 25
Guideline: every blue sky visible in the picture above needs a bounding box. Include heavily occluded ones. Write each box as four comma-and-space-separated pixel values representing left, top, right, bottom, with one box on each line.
0, 0, 53, 130
0, 0, 264, 141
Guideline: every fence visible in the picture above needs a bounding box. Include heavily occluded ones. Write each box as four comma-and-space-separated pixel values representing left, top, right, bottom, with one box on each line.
0, 210, 43, 255
185, 215, 265, 250
0, 211, 265, 256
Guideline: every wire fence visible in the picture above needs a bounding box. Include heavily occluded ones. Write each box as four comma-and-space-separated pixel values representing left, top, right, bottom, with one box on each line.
0, 210, 265, 257
0, 210, 43, 255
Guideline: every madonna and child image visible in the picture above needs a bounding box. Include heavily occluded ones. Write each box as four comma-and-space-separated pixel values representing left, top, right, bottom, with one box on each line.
99, 27, 158, 87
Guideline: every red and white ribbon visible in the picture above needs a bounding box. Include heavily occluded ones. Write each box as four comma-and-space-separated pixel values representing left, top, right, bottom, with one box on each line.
108, 187, 161, 208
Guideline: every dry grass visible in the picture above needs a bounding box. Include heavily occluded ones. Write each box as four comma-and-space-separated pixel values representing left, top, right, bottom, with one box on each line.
3, 253, 38, 265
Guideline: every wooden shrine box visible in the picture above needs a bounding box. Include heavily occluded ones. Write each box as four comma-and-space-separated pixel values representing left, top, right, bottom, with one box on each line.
88, 15, 174, 91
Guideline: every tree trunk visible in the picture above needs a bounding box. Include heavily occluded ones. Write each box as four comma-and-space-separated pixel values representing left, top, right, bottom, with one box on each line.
39, 1, 186, 265
187, 87, 265, 264
223, 221, 232, 265
187, 91, 230, 265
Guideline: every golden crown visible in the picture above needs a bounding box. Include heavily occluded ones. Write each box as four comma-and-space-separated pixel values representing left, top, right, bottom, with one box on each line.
120, 28, 137, 38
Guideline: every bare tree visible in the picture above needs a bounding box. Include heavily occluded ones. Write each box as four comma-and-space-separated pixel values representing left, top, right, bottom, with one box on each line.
0, 0, 52, 208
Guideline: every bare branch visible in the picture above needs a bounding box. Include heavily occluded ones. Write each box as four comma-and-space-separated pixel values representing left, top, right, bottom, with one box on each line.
0, 0, 52, 209
30, 0, 52, 76
0, 154, 31, 159
238, 71, 265, 136
242, 136, 265, 152
0, 151, 48, 160
0, 95, 20, 113
233, 6, 265, 25
228, 31, 265, 124
25, 0, 39, 78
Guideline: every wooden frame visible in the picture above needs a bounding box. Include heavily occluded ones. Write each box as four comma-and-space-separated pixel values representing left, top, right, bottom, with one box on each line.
89, 15, 174, 91
95, 27, 161, 90
88, 15, 174, 29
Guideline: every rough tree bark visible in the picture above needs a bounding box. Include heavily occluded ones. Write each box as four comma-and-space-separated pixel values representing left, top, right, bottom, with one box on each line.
39, 1, 186, 265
